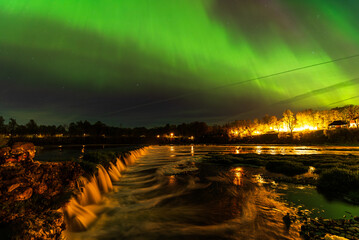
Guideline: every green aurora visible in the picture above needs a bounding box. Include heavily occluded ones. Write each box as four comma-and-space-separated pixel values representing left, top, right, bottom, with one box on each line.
0, 0, 359, 126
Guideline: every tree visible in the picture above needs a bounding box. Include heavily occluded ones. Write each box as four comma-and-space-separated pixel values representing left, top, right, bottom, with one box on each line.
268, 116, 280, 133
8, 118, 18, 135
343, 105, 359, 123
26, 119, 38, 134
0, 116, 5, 133
243, 119, 256, 137
283, 109, 296, 135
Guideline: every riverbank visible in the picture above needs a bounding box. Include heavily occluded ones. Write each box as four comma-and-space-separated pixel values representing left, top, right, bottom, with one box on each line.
0, 142, 146, 239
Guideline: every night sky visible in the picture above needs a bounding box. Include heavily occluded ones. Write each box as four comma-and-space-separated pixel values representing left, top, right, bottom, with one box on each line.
1, 0, 359, 127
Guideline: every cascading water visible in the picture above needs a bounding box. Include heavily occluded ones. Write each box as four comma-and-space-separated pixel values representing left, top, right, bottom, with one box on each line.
44, 145, 359, 240
62, 148, 148, 232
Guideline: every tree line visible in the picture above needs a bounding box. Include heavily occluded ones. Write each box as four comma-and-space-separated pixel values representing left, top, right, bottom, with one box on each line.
0, 104, 358, 139
0, 117, 219, 138
226, 105, 359, 138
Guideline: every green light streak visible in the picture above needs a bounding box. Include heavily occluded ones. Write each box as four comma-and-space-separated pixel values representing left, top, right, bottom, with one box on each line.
0, 0, 358, 114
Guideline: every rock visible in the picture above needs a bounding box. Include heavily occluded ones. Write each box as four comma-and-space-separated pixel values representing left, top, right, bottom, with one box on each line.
5, 158, 18, 163
10, 142, 36, 162
348, 226, 359, 232
8, 183, 21, 192
0, 147, 11, 163
36, 182, 48, 194
15, 187, 33, 201
324, 233, 349, 240
0, 143, 85, 239
318, 225, 325, 230
334, 226, 342, 232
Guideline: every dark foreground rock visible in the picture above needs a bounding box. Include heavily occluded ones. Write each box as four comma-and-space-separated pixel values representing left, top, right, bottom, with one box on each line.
0, 143, 83, 239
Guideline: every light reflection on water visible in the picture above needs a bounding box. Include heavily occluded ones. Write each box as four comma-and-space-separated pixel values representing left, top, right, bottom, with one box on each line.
47, 145, 359, 239
231, 167, 243, 186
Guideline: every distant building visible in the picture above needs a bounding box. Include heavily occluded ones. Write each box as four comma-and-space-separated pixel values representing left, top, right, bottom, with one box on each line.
328, 120, 349, 129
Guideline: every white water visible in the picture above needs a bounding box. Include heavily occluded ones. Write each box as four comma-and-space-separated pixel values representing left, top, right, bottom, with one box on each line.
62, 148, 148, 232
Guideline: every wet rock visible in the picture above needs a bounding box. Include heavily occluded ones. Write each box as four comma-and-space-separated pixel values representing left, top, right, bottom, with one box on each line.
14, 187, 33, 201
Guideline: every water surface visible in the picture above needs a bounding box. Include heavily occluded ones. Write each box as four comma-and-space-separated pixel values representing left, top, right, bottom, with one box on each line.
48, 145, 359, 239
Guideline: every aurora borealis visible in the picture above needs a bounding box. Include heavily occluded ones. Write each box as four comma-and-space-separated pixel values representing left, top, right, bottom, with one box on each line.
1, 0, 359, 126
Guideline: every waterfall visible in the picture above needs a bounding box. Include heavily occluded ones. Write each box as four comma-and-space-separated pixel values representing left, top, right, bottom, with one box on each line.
63, 147, 148, 232
97, 165, 113, 193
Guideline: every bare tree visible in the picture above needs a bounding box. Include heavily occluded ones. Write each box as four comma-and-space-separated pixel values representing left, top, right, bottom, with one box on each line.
283, 109, 296, 136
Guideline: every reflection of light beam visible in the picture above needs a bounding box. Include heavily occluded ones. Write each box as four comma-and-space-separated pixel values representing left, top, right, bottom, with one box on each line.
169, 175, 175, 185
235, 146, 240, 154
231, 167, 243, 186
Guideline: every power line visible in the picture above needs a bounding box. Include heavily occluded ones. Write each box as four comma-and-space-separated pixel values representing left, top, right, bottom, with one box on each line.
219, 77, 359, 123
329, 95, 359, 106
104, 53, 359, 115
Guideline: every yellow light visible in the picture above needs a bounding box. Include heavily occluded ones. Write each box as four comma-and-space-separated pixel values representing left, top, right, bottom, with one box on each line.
169, 175, 176, 185
231, 167, 243, 186
170, 133, 174, 137
157, 135, 160, 138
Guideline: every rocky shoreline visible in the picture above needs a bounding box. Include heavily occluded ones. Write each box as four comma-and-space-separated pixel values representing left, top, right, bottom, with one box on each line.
0, 142, 147, 239
0, 143, 84, 239
299, 215, 359, 240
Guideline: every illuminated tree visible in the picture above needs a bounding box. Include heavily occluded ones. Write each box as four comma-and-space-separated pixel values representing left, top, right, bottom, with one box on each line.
243, 119, 256, 137
283, 109, 296, 135
343, 105, 359, 122
268, 116, 280, 133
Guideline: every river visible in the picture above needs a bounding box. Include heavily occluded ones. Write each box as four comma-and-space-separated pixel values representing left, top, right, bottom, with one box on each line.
36, 145, 359, 240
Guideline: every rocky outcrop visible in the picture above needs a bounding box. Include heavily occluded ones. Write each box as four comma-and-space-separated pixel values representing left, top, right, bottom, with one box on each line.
300, 217, 359, 240
0, 142, 36, 164
0, 143, 83, 239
